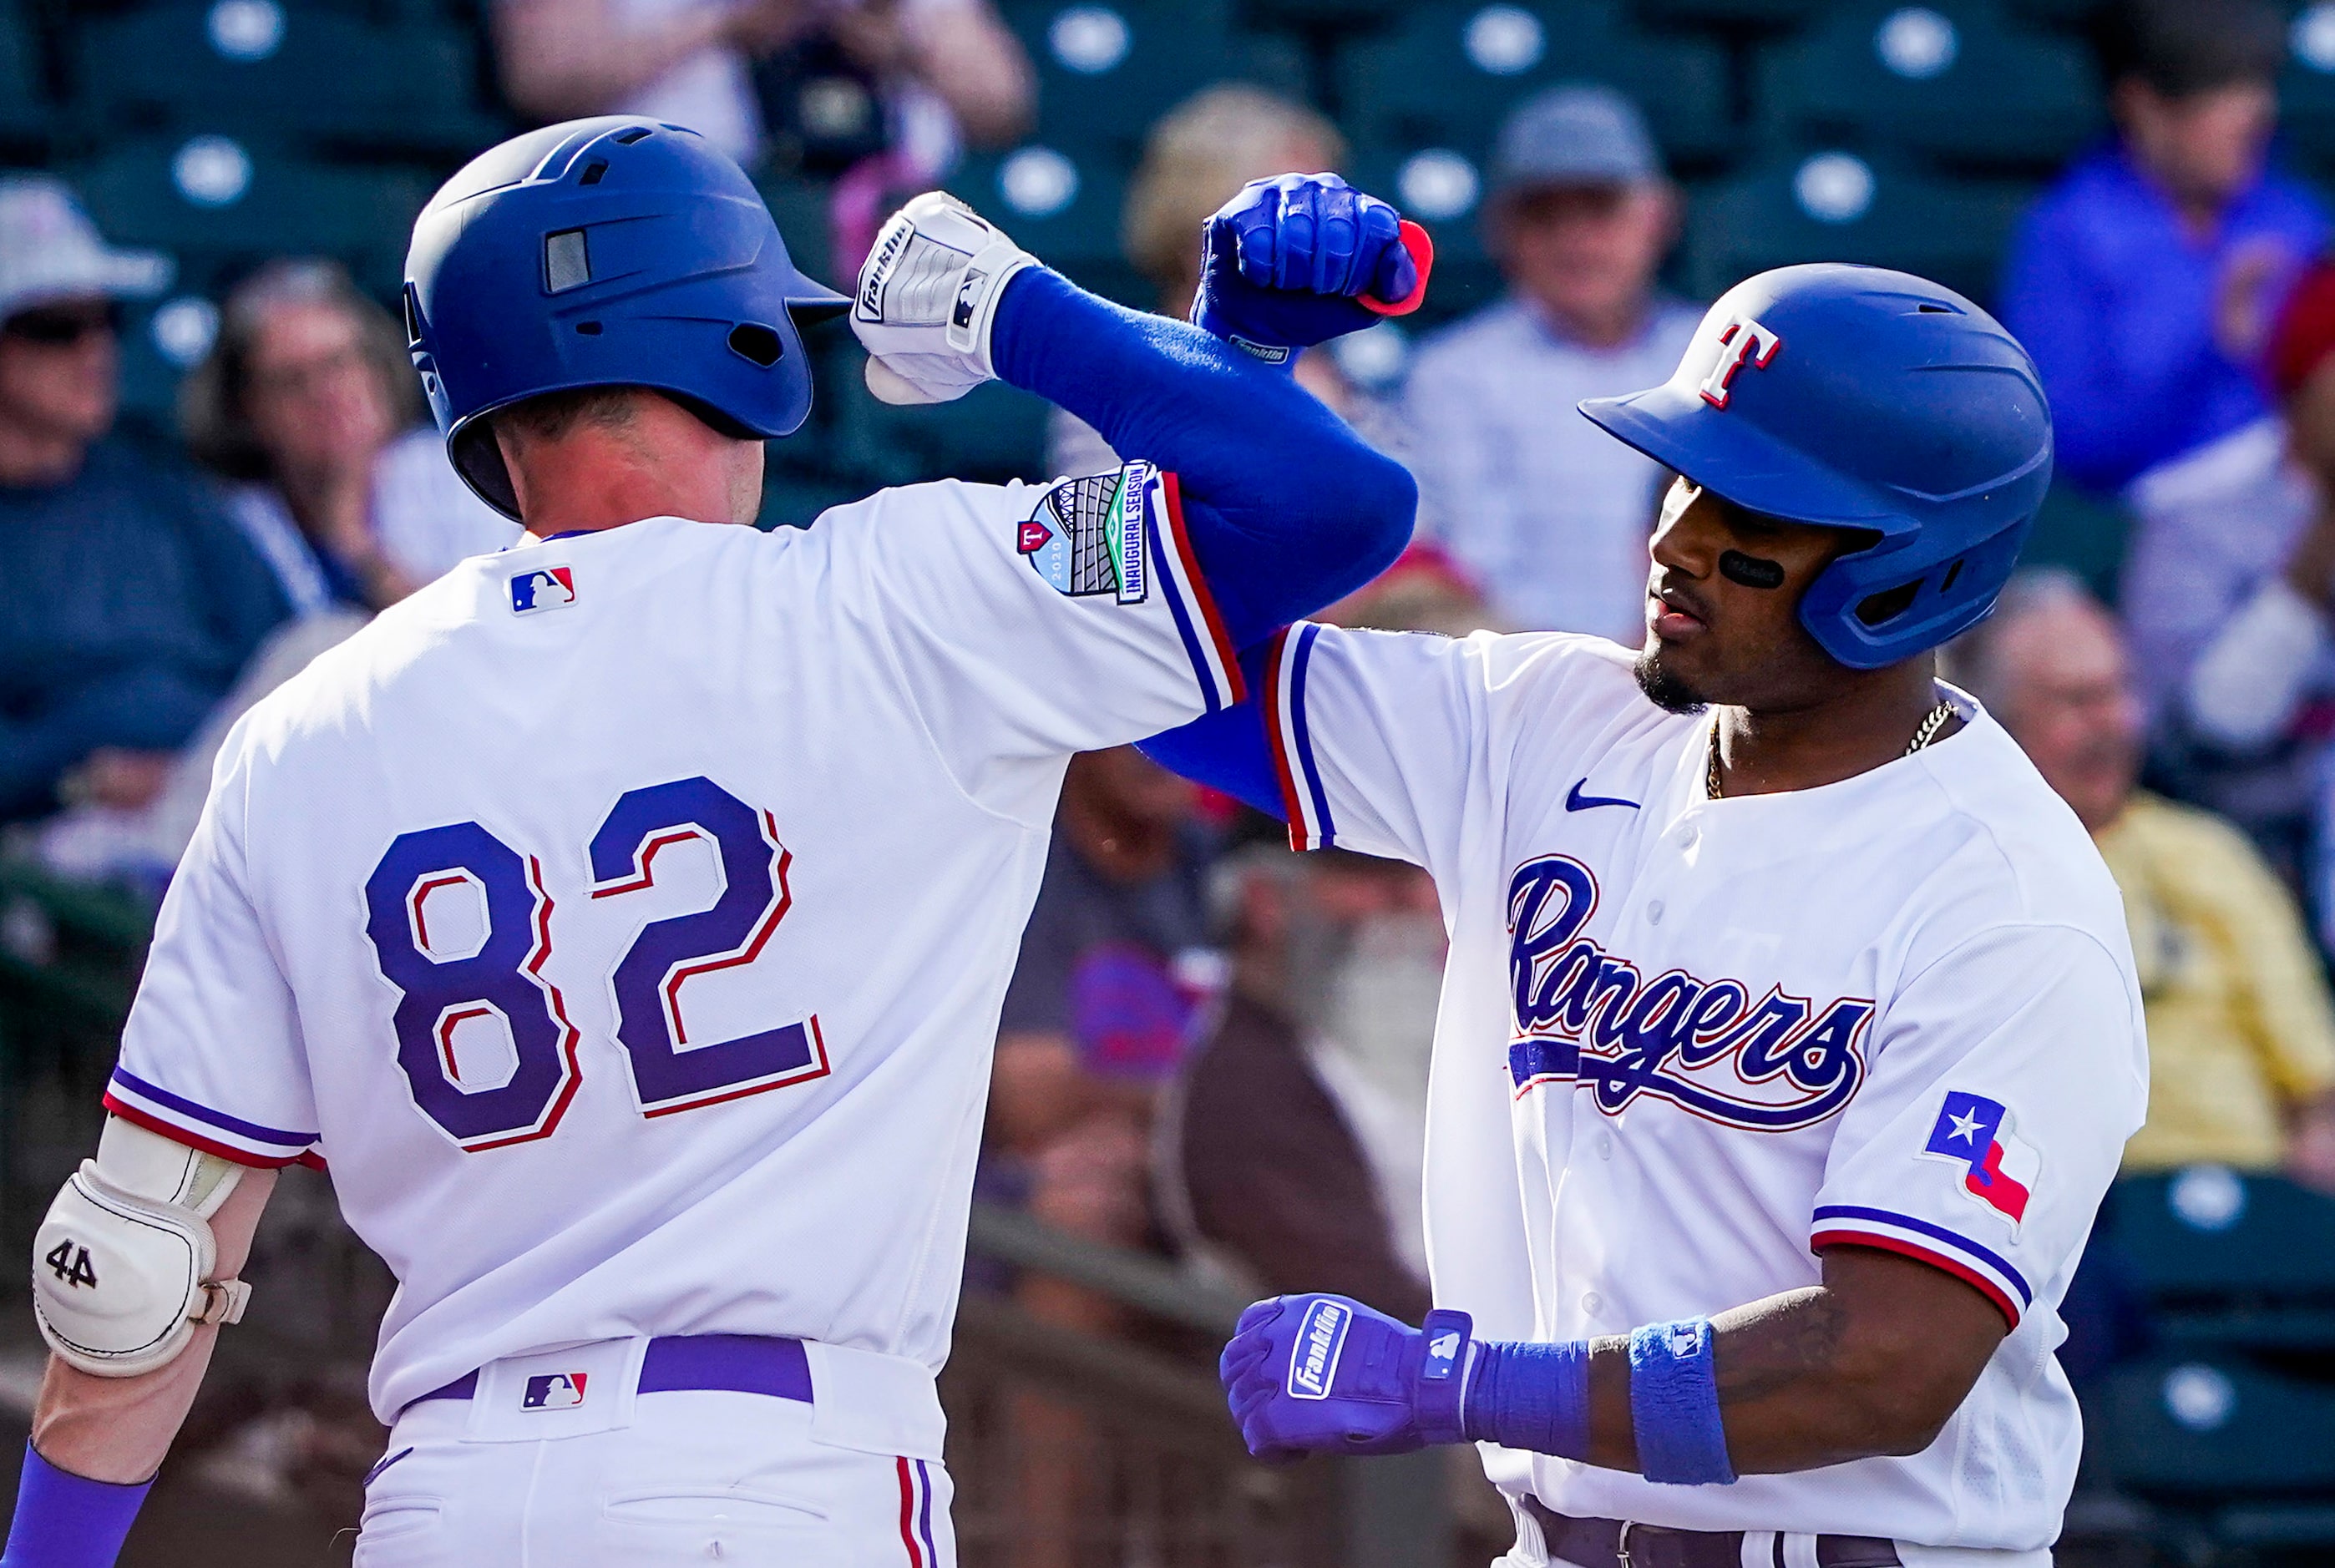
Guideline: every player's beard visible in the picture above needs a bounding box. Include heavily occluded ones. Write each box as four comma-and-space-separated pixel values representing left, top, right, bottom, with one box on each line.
1633, 645, 1710, 715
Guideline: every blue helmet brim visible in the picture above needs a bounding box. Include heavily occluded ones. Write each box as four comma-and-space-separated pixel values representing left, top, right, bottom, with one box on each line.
1578, 381, 1914, 537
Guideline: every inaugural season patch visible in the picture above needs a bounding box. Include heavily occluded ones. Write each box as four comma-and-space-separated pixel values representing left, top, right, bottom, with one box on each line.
1018, 462, 1153, 604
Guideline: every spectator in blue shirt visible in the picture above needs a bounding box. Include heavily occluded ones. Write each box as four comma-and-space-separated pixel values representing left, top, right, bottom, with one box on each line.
2002, 0, 2325, 497
0, 177, 288, 823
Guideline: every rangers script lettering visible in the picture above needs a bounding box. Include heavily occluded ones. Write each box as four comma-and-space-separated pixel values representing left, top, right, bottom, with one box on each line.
1506, 854, 1869, 1129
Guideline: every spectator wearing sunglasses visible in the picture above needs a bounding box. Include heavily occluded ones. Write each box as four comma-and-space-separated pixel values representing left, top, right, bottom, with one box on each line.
0, 176, 289, 825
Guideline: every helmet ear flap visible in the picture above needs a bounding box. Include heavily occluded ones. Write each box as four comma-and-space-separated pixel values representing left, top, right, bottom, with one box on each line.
1800, 512, 2034, 670
450, 421, 520, 521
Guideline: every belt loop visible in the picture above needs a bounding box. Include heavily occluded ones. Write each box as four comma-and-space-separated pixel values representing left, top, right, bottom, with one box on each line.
1615, 1520, 1635, 1568
1780, 1535, 1821, 1568
1740, 1531, 1780, 1568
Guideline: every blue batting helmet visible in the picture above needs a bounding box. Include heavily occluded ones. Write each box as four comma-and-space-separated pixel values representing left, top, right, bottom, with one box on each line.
403, 116, 849, 519
1580, 264, 2052, 670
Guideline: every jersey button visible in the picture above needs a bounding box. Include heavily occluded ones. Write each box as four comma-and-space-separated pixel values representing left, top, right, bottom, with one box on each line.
1598, 1131, 1614, 1160
1646, 900, 1664, 925
1583, 1291, 1604, 1316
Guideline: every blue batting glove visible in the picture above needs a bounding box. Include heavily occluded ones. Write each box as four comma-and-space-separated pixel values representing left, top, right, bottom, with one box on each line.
1218, 1294, 1475, 1460
1191, 175, 1432, 365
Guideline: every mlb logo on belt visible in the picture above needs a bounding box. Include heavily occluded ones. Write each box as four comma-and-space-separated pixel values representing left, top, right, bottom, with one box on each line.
521, 1371, 588, 1410
1286, 1299, 1351, 1401
1919, 1090, 2039, 1232
509, 566, 575, 615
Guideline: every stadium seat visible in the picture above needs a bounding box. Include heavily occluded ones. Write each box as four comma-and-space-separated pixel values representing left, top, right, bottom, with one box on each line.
1679, 151, 2029, 308
114, 292, 220, 436
950, 145, 1144, 304
2280, 1, 2335, 175
2022, 481, 2130, 604
997, 0, 1304, 170
2102, 1169, 2335, 1350
1239, 0, 1407, 33
2091, 1354, 2335, 1556
1750, 1, 2105, 173
68, 0, 501, 157
1340, 2, 1734, 173
67, 136, 432, 301
828, 354, 1051, 490
0, 1, 48, 156
1628, 0, 1826, 28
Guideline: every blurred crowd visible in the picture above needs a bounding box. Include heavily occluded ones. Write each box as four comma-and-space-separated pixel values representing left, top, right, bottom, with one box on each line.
11, 0, 2335, 1539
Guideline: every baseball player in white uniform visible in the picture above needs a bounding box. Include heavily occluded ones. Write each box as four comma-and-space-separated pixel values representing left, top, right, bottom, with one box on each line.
0, 124, 1430, 1566
1147, 260, 2147, 1567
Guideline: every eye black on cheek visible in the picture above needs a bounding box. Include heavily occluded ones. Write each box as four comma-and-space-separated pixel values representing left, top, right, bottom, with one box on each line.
1719, 549, 1787, 590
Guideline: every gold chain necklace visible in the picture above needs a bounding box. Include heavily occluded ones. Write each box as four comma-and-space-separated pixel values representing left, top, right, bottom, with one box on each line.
1706, 701, 1955, 801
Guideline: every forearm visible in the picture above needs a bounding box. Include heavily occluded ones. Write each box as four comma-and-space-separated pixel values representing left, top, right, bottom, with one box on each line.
30, 1338, 221, 1485
1568, 1288, 1912, 1474
991, 269, 1415, 645
1478, 1252, 1998, 1478
30, 1163, 272, 1482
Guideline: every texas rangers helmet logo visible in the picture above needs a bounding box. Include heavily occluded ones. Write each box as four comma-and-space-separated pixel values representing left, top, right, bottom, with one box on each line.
1920, 1090, 2039, 1232
1504, 856, 1870, 1130
521, 1371, 588, 1409
509, 565, 575, 615
1699, 315, 1782, 409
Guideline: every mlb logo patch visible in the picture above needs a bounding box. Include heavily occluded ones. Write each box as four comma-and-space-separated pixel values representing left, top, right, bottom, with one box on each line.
521, 1371, 589, 1410
1286, 1299, 1350, 1401
509, 565, 575, 615
1919, 1090, 2039, 1232
1422, 1328, 1463, 1381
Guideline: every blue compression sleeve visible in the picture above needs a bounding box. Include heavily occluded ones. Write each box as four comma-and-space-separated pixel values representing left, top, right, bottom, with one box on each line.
1460, 1339, 1593, 1461
1137, 645, 1281, 815
0, 1444, 152, 1568
991, 268, 1415, 649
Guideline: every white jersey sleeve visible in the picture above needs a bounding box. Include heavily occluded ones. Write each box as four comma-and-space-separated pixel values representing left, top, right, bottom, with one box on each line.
105, 718, 319, 1167
833, 463, 1242, 814
1259, 622, 1649, 873
1808, 922, 2147, 1329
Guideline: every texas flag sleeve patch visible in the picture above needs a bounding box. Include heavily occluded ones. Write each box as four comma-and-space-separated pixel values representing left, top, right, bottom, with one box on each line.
1920, 1090, 2038, 1231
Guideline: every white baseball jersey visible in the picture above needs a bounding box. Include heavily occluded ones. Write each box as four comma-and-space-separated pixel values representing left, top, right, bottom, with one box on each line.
106, 463, 1240, 1422
1260, 624, 2145, 1560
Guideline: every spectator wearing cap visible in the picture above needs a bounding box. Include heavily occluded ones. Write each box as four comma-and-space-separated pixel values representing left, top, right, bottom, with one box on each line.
2122, 257, 2335, 883
2003, 0, 2326, 500
181, 260, 513, 617
0, 176, 288, 826
1946, 570, 2335, 1191
1401, 83, 1697, 644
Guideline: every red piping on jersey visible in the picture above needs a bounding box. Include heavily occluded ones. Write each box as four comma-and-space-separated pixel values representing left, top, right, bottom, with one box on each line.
100, 1095, 304, 1169
1261, 628, 1311, 848
896, 1456, 924, 1568
1157, 472, 1245, 705
1812, 1229, 2019, 1330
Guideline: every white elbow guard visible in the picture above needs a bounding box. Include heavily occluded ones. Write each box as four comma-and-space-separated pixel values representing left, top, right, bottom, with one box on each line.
32, 1117, 253, 1378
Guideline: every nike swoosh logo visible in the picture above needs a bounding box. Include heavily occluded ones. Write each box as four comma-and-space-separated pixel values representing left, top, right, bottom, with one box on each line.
1565, 780, 1640, 813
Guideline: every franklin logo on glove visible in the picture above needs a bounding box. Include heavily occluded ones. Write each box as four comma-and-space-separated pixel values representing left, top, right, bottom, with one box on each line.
1287, 1298, 1351, 1400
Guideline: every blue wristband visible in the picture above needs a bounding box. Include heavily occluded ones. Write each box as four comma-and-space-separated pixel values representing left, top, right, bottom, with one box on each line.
0, 1444, 153, 1568
1459, 1338, 1591, 1460
1628, 1318, 1736, 1485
